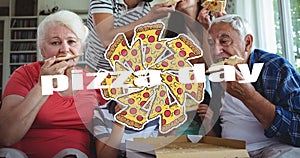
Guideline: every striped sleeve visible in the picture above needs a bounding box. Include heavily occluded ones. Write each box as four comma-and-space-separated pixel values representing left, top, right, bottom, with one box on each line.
90, 0, 114, 14
93, 105, 113, 139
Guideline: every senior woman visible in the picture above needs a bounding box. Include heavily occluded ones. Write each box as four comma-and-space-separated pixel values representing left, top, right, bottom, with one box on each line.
0, 10, 104, 158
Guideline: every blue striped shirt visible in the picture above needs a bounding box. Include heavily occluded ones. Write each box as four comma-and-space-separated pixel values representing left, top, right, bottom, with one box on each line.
249, 49, 300, 146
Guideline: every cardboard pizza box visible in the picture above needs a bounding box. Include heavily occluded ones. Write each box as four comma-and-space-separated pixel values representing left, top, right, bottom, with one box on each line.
126, 135, 249, 158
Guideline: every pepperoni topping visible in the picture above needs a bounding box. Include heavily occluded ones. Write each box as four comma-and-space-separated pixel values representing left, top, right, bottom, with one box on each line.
121, 111, 127, 115
121, 49, 128, 56
111, 88, 116, 94
155, 106, 162, 112
130, 108, 137, 114
166, 75, 173, 82
162, 61, 168, 67
191, 91, 197, 97
190, 74, 195, 80
145, 47, 150, 54
143, 92, 150, 98
106, 73, 111, 78
122, 40, 127, 46
176, 42, 182, 48
177, 88, 183, 94
128, 98, 135, 104
160, 90, 166, 97
179, 50, 186, 57
113, 55, 119, 60
135, 65, 141, 71
185, 84, 192, 90
140, 101, 146, 107
165, 98, 170, 105
175, 76, 179, 82
155, 30, 161, 35
162, 119, 166, 125
148, 36, 155, 43
189, 52, 195, 57
174, 109, 180, 115
131, 49, 137, 56
146, 57, 152, 63
139, 34, 146, 40
178, 61, 185, 67
155, 43, 162, 49
164, 110, 171, 117
136, 115, 143, 121
167, 55, 174, 60
127, 61, 133, 67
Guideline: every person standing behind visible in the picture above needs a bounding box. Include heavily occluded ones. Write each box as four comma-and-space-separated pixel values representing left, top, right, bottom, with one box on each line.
0, 10, 104, 158
165, 0, 219, 136
85, 0, 176, 71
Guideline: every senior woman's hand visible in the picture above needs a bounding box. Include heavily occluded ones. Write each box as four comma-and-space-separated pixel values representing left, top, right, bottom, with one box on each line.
38, 56, 75, 87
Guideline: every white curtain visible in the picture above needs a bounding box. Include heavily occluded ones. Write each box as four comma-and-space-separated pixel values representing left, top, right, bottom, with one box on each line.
234, 0, 277, 53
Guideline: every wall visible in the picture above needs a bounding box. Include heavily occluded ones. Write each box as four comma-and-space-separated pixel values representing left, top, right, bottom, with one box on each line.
0, 0, 9, 7
38, 0, 89, 14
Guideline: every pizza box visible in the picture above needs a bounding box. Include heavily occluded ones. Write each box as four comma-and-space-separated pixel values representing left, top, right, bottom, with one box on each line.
126, 135, 249, 158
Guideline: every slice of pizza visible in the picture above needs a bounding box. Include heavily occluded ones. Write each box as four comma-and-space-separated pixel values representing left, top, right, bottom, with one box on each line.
150, 34, 202, 71
206, 55, 244, 73
166, 35, 202, 60
114, 87, 155, 130
106, 34, 144, 71
134, 23, 167, 68
147, 84, 187, 133
201, 0, 226, 13
100, 72, 124, 99
161, 73, 204, 105
55, 54, 83, 62
101, 62, 141, 99
114, 61, 137, 86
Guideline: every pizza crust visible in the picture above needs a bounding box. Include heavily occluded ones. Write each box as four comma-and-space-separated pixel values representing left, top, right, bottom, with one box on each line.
135, 23, 164, 34
115, 113, 144, 129
106, 34, 126, 60
55, 54, 83, 62
206, 55, 244, 73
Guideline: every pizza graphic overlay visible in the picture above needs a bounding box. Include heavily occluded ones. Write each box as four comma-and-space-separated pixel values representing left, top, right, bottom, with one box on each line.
101, 22, 205, 134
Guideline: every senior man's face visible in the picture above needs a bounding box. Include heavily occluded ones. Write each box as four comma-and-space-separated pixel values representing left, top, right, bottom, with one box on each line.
208, 22, 251, 63
41, 25, 82, 62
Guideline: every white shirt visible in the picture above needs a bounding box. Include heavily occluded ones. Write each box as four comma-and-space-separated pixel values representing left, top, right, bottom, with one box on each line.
220, 92, 279, 151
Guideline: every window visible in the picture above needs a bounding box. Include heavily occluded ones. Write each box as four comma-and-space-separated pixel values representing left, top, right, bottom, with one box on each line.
235, 0, 300, 73
273, 0, 300, 72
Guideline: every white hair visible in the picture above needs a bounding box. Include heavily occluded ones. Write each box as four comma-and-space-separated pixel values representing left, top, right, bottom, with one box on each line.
37, 10, 89, 49
208, 14, 252, 39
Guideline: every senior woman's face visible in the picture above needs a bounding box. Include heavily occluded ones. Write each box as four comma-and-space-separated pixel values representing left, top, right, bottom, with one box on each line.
41, 25, 82, 62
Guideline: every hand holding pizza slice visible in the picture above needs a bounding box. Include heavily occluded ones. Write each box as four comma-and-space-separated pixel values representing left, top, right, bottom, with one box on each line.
201, 0, 227, 13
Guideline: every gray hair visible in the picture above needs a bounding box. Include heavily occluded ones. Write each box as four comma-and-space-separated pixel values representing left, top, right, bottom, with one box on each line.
208, 14, 252, 39
37, 10, 88, 49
